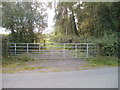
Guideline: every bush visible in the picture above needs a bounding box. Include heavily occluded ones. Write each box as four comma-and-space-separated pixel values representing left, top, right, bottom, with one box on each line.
50, 34, 119, 57
2, 34, 9, 58
82, 35, 119, 57
97, 36, 118, 56
98, 42, 118, 56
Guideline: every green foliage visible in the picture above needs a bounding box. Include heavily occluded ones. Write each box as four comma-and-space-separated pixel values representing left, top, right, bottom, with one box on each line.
54, 2, 79, 36
2, 2, 48, 60
2, 2, 47, 43
99, 42, 118, 56
87, 56, 118, 66
53, 2, 119, 57
51, 33, 119, 57
50, 34, 80, 43
83, 35, 118, 56
2, 34, 9, 58
53, 2, 119, 39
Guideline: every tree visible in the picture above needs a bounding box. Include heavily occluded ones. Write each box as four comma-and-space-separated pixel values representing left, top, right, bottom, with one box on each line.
52, 2, 119, 42
54, 2, 79, 36
2, 2, 47, 43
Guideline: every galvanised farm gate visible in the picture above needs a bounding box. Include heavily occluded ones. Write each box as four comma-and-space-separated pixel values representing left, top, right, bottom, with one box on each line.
8, 43, 97, 59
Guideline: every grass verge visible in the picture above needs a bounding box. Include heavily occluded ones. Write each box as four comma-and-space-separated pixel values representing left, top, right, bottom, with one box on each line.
2, 55, 34, 66
86, 56, 119, 66
2, 65, 43, 73
2, 55, 40, 73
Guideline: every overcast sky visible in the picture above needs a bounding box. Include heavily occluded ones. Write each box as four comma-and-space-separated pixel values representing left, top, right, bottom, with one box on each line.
43, 5, 55, 34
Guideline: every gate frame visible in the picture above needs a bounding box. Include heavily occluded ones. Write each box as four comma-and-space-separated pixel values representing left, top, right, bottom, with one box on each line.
8, 43, 97, 59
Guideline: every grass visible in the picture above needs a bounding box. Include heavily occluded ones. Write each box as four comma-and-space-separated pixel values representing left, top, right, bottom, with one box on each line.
76, 67, 94, 70
75, 50, 119, 67
86, 56, 119, 66
51, 70, 63, 72
19, 66, 43, 71
2, 55, 40, 73
2, 55, 34, 66
2, 65, 43, 73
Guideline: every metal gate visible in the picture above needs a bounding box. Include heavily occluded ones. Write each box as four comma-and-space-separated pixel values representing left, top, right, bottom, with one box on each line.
8, 43, 97, 59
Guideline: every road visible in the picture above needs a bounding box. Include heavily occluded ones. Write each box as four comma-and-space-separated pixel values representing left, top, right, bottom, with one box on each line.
2, 67, 118, 88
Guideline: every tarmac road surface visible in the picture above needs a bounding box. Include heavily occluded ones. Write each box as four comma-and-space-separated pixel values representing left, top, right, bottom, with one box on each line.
2, 67, 118, 88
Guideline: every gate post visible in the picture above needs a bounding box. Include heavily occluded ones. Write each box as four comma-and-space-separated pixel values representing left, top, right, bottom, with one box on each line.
14, 43, 16, 55
51, 43, 53, 59
63, 43, 65, 59
86, 44, 89, 58
75, 44, 77, 58
27, 44, 28, 54
39, 44, 40, 54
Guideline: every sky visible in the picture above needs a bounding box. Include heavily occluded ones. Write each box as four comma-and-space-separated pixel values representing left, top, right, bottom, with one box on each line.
43, 6, 55, 34
0, 3, 55, 34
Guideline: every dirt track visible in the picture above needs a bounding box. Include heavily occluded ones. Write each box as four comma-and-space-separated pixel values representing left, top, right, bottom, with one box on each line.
16, 49, 90, 73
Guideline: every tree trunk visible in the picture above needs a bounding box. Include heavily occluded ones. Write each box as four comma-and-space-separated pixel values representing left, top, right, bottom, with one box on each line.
71, 6, 79, 36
